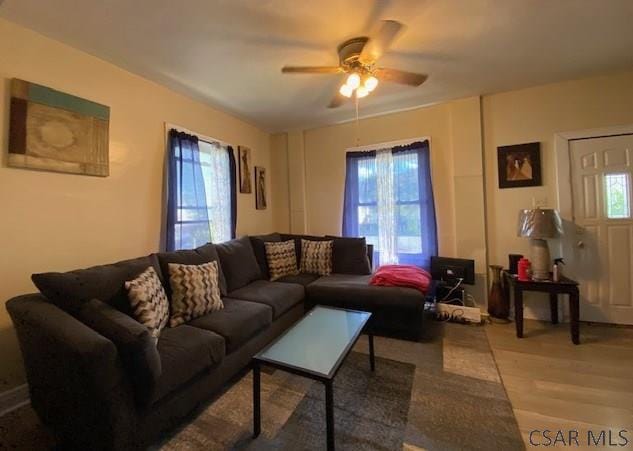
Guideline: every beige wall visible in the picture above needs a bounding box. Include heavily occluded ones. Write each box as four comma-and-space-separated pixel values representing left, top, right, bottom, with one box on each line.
296, 97, 489, 303
483, 70, 633, 319
0, 18, 276, 390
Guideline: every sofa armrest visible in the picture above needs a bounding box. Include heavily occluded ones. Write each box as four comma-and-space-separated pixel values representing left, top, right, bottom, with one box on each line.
6, 293, 138, 450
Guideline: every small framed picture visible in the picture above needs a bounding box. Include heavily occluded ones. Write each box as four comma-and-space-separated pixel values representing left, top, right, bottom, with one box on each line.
497, 142, 541, 189
255, 166, 267, 210
238, 146, 252, 193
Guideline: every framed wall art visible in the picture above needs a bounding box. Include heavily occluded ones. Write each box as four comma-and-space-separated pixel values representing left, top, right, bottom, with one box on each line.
497, 142, 541, 189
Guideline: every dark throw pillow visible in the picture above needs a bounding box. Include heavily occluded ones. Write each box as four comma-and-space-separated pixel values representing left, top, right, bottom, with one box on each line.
325, 236, 372, 275
215, 236, 262, 292
32, 254, 162, 314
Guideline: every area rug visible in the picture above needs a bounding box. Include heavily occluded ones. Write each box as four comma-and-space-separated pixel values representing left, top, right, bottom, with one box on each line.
159, 322, 524, 451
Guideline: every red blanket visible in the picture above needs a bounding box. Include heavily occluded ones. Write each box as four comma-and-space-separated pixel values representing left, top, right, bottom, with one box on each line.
370, 265, 432, 294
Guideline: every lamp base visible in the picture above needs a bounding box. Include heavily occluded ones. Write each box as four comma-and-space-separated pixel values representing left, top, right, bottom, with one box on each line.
530, 238, 551, 280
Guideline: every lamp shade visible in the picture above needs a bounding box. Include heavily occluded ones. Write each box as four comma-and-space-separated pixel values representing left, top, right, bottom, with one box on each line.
517, 209, 563, 239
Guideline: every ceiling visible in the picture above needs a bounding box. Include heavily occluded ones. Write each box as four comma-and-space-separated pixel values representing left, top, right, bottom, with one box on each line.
2, 0, 633, 132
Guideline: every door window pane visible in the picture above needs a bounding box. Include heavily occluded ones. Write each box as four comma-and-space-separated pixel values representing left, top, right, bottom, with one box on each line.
605, 173, 631, 219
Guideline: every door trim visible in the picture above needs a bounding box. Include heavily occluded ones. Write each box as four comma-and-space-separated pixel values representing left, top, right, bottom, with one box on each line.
554, 125, 633, 322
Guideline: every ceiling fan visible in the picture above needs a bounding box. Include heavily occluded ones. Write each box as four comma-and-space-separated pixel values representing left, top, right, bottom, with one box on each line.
281, 20, 428, 108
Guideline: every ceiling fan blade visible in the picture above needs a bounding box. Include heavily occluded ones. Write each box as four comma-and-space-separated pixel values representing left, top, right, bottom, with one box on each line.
328, 92, 347, 108
359, 20, 404, 65
282, 66, 343, 74
374, 68, 428, 86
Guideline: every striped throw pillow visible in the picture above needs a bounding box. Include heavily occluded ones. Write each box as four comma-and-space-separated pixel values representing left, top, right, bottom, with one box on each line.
168, 261, 223, 327
125, 266, 170, 339
300, 239, 333, 276
265, 240, 299, 281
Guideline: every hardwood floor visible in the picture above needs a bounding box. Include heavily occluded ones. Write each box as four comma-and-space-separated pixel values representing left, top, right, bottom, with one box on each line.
486, 319, 633, 449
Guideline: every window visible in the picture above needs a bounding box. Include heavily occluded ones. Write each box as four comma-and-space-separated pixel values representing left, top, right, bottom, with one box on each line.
343, 141, 437, 268
605, 173, 631, 219
166, 130, 236, 251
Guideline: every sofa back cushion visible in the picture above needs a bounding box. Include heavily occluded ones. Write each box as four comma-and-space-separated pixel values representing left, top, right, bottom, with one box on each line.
32, 254, 162, 314
250, 233, 281, 279
156, 242, 227, 296
215, 236, 262, 292
325, 236, 372, 275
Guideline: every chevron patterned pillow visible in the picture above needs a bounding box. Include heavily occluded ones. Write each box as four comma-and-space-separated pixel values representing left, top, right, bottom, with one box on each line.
265, 240, 299, 281
300, 239, 333, 276
125, 266, 170, 339
168, 261, 223, 327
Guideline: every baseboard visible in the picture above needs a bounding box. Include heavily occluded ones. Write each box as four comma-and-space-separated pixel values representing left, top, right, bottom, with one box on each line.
0, 384, 30, 417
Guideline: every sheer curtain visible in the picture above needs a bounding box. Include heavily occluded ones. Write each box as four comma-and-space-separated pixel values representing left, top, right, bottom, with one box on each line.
376, 149, 397, 264
342, 140, 437, 269
165, 129, 236, 251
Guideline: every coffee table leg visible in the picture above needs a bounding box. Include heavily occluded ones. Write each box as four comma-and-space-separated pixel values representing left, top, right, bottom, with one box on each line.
253, 362, 261, 438
368, 334, 375, 372
325, 380, 335, 451
549, 293, 559, 324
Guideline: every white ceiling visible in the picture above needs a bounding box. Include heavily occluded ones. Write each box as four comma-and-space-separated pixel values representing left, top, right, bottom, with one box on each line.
2, 0, 633, 132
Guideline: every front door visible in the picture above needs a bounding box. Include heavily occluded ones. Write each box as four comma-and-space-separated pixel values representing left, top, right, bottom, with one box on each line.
569, 134, 633, 324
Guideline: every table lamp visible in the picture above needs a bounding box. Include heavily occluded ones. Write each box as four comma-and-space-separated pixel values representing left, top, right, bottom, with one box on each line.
517, 208, 563, 280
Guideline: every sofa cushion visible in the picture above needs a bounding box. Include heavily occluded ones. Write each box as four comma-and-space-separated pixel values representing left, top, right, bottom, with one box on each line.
250, 233, 282, 279
188, 298, 272, 353
153, 325, 225, 403
215, 236, 262, 292
306, 274, 424, 312
168, 261, 224, 327
276, 273, 321, 286
265, 240, 299, 281
300, 239, 333, 276
280, 233, 329, 263
228, 280, 305, 319
156, 243, 227, 296
32, 254, 162, 314
325, 236, 372, 275
77, 298, 162, 407
124, 266, 170, 339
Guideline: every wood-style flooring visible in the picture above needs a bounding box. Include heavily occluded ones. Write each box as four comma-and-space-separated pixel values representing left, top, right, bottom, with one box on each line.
486, 319, 633, 449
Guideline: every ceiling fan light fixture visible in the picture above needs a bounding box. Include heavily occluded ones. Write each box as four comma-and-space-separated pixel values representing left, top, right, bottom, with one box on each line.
356, 85, 369, 98
364, 75, 379, 92
346, 72, 361, 89
339, 84, 353, 98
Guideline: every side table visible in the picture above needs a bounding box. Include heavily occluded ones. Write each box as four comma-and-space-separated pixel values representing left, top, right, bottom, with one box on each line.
502, 271, 580, 344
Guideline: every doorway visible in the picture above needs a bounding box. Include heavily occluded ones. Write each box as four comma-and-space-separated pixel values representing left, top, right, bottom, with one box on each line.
566, 134, 633, 324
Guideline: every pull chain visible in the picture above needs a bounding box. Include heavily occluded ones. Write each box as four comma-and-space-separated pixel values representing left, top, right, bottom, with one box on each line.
355, 94, 360, 147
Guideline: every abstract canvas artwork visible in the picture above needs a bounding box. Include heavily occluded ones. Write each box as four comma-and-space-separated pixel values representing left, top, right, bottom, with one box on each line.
255, 166, 267, 210
8, 79, 110, 176
238, 146, 252, 193
497, 142, 541, 189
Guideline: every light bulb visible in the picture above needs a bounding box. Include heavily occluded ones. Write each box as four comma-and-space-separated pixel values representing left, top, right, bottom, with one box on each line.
339, 84, 353, 98
365, 75, 378, 92
356, 85, 369, 98
346, 73, 360, 89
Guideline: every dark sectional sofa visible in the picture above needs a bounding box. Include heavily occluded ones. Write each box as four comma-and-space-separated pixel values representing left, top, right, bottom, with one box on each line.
7, 233, 427, 450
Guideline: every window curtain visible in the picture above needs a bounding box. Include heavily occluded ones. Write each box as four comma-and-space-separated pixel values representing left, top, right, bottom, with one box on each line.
342, 140, 437, 269
166, 129, 211, 251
